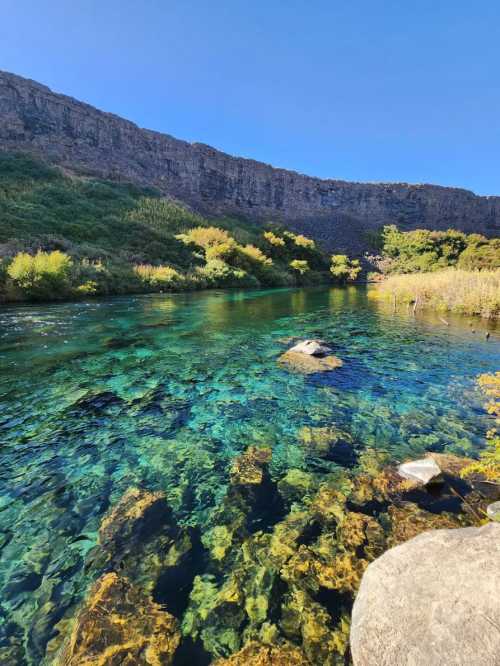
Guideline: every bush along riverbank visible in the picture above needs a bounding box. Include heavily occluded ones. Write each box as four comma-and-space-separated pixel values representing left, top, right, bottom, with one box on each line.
366, 225, 500, 319
0, 152, 360, 303
44, 364, 500, 666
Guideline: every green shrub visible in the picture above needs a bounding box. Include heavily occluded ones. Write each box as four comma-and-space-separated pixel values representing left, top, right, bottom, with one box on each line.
380, 225, 499, 274
330, 255, 361, 282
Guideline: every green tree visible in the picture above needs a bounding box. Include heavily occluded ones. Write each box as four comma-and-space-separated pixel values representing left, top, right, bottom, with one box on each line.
330, 255, 361, 282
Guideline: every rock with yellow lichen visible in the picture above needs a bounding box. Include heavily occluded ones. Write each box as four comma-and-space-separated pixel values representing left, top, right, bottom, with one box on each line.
230, 447, 272, 487
337, 511, 386, 562
277, 469, 317, 504
386, 502, 466, 547
280, 587, 349, 665
87, 487, 193, 600
278, 350, 343, 374
309, 484, 349, 527
212, 640, 310, 665
98, 487, 171, 552
95, 487, 174, 579
298, 426, 357, 466
182, 573, 246, 657
54, 572, 180, 666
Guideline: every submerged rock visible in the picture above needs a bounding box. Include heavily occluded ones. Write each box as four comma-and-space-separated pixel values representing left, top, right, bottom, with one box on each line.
278, 350, 343, 374
55, 572, 180, 665
299, 425, 357, 466
213, 640, 310, 665
98, 487, 171, 553
230, 447, 272, 487
350, 523, 500, 666
287, 339, 332, 356
386, 503, 464, 547
397, 457, 442, 485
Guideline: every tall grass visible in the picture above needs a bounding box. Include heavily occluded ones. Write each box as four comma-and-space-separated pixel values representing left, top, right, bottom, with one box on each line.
377, 268, 500, 319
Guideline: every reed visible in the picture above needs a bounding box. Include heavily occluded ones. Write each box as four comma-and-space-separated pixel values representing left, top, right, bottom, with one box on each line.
377, 268, 500, 319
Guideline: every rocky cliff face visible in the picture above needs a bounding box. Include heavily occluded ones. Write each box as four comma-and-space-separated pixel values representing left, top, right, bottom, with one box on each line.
1, 70, 499, 251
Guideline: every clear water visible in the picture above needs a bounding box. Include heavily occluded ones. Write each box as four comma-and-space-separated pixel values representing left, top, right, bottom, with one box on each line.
0, 286, 498, 664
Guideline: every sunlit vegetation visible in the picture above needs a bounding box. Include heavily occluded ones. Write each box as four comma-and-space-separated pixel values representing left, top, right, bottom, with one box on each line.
263, 230, 285, 246
7, 250, 73, 299
330, 254, 362, 282
377, 268, 500, 318
134, 264, 183, 287
0, 153, 361, 302
379, 225, 500, 274
462, 372, 500, 482
289, 259, 310, 274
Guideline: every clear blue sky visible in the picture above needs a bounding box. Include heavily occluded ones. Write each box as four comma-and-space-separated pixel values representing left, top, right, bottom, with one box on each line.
2, 1, 499, 194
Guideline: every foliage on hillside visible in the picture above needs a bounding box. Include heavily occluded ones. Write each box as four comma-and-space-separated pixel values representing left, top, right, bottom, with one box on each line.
0, 153, 360, 301
379, 225, 500, 274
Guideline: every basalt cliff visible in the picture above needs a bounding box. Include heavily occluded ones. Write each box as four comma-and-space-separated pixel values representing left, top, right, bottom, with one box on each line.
1, 70, 498, 251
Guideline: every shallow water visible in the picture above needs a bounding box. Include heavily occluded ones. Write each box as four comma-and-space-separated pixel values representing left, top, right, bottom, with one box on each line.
0, 286, 499, 664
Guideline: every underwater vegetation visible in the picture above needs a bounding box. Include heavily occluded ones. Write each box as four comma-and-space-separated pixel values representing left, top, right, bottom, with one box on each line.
48, 446, 495, 666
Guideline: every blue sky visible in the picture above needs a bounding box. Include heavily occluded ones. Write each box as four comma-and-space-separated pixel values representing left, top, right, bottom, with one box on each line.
1, 1, 499, 194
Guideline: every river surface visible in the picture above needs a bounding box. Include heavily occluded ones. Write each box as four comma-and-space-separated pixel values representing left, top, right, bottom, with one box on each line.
0, 286, 499, 664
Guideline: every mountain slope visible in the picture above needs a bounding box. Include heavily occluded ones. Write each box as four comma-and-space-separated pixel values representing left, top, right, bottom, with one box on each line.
0, 69, 499, 251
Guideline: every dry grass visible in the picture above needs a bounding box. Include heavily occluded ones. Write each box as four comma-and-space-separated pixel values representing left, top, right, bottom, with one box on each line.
377, 268, 500, 319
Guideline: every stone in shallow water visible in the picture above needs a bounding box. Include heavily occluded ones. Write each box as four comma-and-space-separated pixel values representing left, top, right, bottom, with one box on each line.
98, 487, 171, 555
212, 640, 310, 665
230, 447, 272, 487
55, 572, 180, 665
397, 457, 442, 485
350, 523, 500, 666
487, 501, 500, 521
288, 339, 332, 356
299, 425, 357, 466
278, 350, 343, 374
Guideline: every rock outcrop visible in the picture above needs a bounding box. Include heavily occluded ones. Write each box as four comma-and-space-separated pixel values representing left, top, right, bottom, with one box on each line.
350, 523, 500, 666
1, 70, 499, 252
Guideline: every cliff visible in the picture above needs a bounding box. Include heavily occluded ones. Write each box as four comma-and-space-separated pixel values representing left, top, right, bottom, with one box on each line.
1, 70, 498, 251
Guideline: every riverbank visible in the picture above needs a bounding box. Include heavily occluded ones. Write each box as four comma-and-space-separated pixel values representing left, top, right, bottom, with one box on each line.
373, 268, 500, 319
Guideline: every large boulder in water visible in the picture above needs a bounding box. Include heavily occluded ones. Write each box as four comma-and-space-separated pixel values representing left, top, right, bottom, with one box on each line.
350, 523, 500, 666
278, 339, 343, 374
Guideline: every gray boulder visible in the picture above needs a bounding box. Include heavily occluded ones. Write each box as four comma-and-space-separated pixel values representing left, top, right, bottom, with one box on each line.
350, 523, 500, 666
397, 457, 442, 485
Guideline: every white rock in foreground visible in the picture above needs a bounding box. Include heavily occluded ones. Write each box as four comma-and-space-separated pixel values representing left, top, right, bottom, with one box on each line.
397, 457, 442, 485
350, 523, 500, 666
487, 501, 500, 522
288, 339, 332, 356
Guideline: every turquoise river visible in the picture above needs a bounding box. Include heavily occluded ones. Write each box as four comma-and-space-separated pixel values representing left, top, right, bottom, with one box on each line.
0, 286, 499, 664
